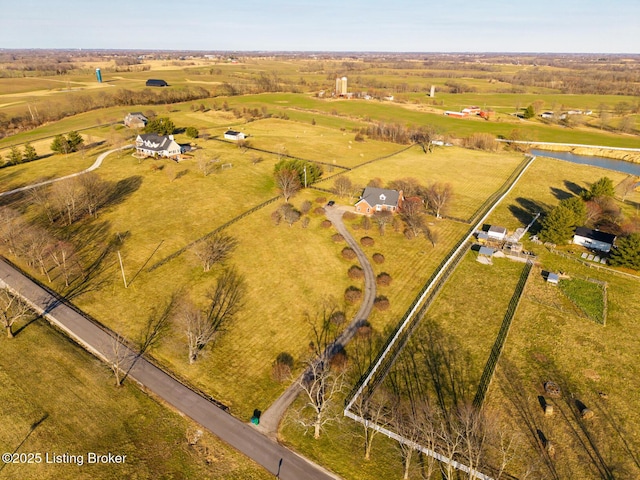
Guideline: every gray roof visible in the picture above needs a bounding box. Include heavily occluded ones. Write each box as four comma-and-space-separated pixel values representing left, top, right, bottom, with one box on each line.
548, 273, 559, 283
478, 246, 494, 256
136, 134, 178, 153
356, 187, 401, 208
488, 225, 507, 235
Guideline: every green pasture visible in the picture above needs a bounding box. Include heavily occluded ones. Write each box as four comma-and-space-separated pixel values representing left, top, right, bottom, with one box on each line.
0, 319, 271, 480
486, 256, 640, 479
485, 155, 630, 231
391, 253, 527, 407
559, 277, 606, 324
318, 145, 525, 220
0, 146, 99, 192
237, 118, 403, 168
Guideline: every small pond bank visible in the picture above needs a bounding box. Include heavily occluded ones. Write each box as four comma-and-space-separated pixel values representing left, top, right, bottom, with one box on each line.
530, 149, 640, 176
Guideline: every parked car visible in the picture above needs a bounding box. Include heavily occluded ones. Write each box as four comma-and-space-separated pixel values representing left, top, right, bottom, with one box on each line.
327, 200, 335, 207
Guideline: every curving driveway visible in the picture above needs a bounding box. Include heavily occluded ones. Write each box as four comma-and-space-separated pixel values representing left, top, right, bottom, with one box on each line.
258, 205, 376, 436
0, 144, 132, 198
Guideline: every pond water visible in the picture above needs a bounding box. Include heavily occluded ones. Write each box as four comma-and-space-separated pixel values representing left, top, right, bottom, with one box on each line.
530, 149, 640, 176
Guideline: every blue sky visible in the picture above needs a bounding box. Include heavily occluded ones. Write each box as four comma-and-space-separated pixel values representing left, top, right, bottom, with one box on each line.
2, 0, 639, 53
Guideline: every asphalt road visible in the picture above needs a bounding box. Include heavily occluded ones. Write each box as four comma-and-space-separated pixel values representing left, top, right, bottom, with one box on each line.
0, 259, 340, 480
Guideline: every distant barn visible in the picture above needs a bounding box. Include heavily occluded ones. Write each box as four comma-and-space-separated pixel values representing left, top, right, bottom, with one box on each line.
146, 79, 168, 87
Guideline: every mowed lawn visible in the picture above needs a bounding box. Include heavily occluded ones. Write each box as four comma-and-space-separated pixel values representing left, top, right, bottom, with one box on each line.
236, 118, 403, 168
0, 320, 271, 480
0, 147, 98, 192
318, 145, 526, 220
340, 215, 469, 336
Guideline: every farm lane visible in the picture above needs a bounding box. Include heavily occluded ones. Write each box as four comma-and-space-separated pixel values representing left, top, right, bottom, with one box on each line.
258, 205, 376, 435
0, 144, 132, 198
0, 259, 340, 480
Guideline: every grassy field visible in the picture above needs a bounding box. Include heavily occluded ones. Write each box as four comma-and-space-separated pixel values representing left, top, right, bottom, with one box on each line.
0, 319, 271, 480
1, 55, 639, 478
318, 145, 525, 220
559, 277, 606, 324
486, 256, 640, 479
231, 117, 403, 168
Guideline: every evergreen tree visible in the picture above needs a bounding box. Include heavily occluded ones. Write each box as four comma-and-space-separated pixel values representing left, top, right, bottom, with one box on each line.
274, 159, 322, 187
66, 131, 84, 152
539, 205, 580, 244
185, 126, 199, 138
51, 134, 71, 154
144, 117, 176, 135
559, 196, 587, 226
23, 142, 38, 162
523, 105, 536, 119
7, 146, 22, 165
609, 233, 640, 270
583, 177, 615, 200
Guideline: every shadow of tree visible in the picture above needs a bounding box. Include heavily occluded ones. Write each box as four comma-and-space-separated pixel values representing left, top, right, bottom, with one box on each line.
385, 319, 474, 416
564, 180, 585, 197
508, 197, 549, 230
550, 187, 573, 201
104, 175, 143, 209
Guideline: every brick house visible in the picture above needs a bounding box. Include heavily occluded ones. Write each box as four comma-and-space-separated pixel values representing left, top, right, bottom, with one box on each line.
354, 187, 403, 215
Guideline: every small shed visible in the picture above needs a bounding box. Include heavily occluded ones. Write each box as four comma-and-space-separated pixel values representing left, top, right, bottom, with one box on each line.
487, 225, 507, 241
477, 246, 495, 264
224, 130, 246, 141
477, 232, 490, 243
547, 273, 559, 285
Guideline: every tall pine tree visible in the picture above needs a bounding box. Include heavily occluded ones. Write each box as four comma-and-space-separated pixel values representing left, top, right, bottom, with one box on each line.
609, 233, 640, 270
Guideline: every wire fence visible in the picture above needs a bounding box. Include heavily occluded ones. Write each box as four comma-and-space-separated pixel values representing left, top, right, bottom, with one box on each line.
473, 260, 532, 408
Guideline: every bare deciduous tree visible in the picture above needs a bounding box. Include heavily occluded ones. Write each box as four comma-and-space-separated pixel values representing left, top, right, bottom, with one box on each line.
49, 240, 80, 287
351, 392, 390, 461
372, 210, 393, 236
275, 168, 301, 202
0, 207, 28, 256
425, 182, 453, 219
333, 176, 354, 198
105, 333, 136, 387
193, 233, 238, 272
22, 226, 54, 282
401, 196, 426, 238
180, 268, 245, 363
76, 172, 110, 218
0, 288, 31, 338
28, 187, 56, 224
280, 203, 301, 226
392, 404, 423, 480
50, 178, 83, 225
297, 359, 345, 439
423, 225, 439, 247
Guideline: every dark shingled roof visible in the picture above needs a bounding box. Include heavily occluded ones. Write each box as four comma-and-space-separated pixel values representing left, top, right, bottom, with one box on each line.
574, 226, 616, 245
356, 187, 400, 208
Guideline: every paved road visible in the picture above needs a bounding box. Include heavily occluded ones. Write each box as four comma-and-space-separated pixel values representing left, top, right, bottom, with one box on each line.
0, 144, 132, 198
258, 205, 377, 436
0, 259, 340, 480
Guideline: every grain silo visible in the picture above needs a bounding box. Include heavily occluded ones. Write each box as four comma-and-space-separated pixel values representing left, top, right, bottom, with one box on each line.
96, 68, 103, 83
341, 76, 348, 95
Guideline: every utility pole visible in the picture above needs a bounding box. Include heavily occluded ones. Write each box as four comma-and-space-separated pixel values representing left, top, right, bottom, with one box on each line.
304, 166, 307, 188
